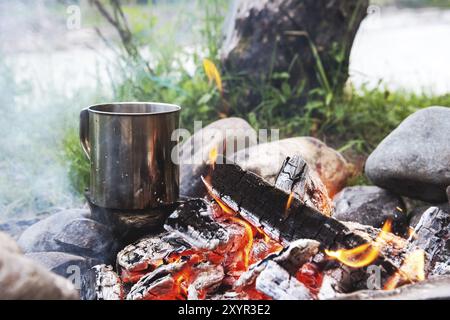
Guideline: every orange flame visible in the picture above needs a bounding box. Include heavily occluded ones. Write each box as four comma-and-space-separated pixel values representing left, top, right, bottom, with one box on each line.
228, 216, 254, 270
285, 192, 294, 213
203, 58, 223, 94
201, 176, 235, 215
208, 147, 218, 170
384, 249, 426, 290
324, 219, 393, 268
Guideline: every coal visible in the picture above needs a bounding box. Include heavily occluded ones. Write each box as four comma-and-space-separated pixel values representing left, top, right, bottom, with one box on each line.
127, 261, 186, 300
117, 232, 190, 274
164, 199, 230, 250
255, 261, 313, 300
187, 263, 225, 300
92, 265, 123, 300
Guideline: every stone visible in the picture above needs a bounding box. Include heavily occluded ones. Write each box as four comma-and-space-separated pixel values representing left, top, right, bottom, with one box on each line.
18, 209, 117, 264
0, 233, 78, 299
25, 251, 92, 280
365, 106, 450, 203
0, 217, 42, 240
234, 137, 351, 197
179, 117, 256, 198
333, 186, 408, 234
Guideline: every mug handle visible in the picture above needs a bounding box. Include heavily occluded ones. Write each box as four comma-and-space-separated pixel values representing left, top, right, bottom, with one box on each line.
79, 108, 91, 160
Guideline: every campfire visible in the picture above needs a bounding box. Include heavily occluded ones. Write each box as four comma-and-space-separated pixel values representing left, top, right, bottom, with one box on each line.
90, 154, 436, 300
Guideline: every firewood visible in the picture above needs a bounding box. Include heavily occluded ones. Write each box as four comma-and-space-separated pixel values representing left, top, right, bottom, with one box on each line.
164, 199, 230, 250
117, 232, 191, 274
255, 261, 313, 300
209, 162, 409, 291
275, 155, 332, 216
127, 261, 186, 300
92, 264, 123, 300
410, 206, 450, 273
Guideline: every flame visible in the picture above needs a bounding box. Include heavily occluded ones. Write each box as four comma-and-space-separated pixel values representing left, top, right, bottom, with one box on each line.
407, 227, 417, 241
285, 192, 294, 213
325, 219, 393, 268
203, 58, 223, 94
208, 147, 218, 170
201, 175, 235, 215
228, 216, 254, 270
384, 249, 426, 290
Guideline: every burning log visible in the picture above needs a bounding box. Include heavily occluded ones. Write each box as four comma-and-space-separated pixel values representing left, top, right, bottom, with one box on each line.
117, 232, 191, 281
208, 162, 413, 291
275, 155, 332, 216
206, 162, 348, 246
255, 261, 313, 300
92, 264, 123, 300
410, 206, 450, 273
164, 199, 230, 250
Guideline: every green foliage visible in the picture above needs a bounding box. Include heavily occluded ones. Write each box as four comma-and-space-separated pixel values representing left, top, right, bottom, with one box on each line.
61, 129, 90, 197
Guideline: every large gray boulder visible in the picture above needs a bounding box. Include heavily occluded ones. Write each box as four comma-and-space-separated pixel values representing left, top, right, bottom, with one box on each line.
365, 107, 450, 203
333, 186, 407, 234
179, 117, 256, 198
18, 209, 117, 263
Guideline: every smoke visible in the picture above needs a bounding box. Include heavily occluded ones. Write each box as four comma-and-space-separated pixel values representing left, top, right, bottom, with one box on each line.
0, 0, 112, 221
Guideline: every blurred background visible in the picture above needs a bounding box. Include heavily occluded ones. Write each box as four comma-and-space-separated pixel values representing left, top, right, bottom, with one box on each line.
0, 0, 449, 221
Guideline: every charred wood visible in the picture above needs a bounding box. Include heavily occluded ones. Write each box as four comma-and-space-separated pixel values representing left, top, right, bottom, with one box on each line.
92, 264, 123, 300
127, 261, 186, 300
275, 155, 332, 216
209, 163, 407, 291
411, 206, 450, 272
117, 232, 190, 274
255, 261, 313, 300
164, 199, 230, 251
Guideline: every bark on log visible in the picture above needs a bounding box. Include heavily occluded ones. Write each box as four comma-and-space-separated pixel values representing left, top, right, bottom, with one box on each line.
221, 0, 369, 110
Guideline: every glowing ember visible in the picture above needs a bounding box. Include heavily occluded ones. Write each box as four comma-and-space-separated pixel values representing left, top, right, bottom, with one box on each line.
296, 262, 324, 296
324, 219, 393, 268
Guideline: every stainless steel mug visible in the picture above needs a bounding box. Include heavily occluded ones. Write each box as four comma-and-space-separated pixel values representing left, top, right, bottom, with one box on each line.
79, 102, 180, 210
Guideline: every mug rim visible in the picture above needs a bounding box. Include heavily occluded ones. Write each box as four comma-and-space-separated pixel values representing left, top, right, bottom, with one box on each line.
87, 102, 181, 116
